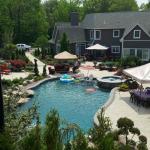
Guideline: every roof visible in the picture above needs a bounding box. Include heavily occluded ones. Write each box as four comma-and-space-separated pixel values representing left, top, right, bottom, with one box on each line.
58, 27, 85, 43
51, 22, 85, 43
81, 11, 150, 31
120, 23, 150, 41
51, 11, 150, 44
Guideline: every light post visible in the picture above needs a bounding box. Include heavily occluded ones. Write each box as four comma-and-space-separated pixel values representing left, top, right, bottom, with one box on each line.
0, 71, 4, 131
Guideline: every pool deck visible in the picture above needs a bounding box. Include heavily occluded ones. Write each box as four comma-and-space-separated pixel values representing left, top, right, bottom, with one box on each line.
5, 52, 150, 148
81, 62, 150, 149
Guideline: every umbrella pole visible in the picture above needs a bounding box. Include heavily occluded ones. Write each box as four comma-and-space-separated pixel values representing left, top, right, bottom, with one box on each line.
87, 70, 89, 77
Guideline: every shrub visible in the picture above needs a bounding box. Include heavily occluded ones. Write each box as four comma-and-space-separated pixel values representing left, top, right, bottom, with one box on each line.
10, 60, 26, 72
119, 83, 129, 91
2, 79, 13, 87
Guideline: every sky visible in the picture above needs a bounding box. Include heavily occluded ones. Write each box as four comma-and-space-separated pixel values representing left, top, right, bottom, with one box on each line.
136, 0, 149, 6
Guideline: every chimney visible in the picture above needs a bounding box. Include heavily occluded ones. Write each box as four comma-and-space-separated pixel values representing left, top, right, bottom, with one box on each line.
70, 12, 79, 26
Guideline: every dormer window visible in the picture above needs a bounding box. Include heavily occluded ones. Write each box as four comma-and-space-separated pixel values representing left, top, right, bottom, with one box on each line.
133, 30, 141, 39
113, 30, 120, 38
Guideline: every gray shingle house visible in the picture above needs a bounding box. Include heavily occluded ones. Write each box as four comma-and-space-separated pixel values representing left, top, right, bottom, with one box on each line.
50, 11, 150, 61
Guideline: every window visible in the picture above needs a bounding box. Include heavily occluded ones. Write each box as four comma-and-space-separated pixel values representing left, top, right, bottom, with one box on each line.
133, 30, 141, 39
90, 30, 101, 40
142, 49, 149, 60
111, 46, 120, 53
95, 30, 101, 40
90, 30, 94, 40
113, 30, 120, 38
130, 49, 136, 56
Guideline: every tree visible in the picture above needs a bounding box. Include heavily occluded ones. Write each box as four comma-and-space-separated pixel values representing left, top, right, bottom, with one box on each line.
72, 131, 88, 150
60, 33, 69, 52
90, 108, 113, 149
109, 0, 138, 12
117, 117, 134, 145
43, 109, 63, 150
34, 59, 39, 76
42, 65, 47, 77
83, 0, 111, 14
35, 35, 48, 48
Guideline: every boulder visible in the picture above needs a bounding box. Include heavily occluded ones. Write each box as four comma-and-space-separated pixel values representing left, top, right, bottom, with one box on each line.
23, 80, 28, 85
17, 98, 29, 105
26, 90, 34, 97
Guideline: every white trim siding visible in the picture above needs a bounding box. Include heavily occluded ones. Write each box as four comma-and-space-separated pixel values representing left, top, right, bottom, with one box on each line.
113, 30, 120, 38
95, 30, 101, 40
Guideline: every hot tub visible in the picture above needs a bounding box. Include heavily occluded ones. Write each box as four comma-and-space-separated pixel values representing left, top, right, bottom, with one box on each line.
97, 76, 125, 89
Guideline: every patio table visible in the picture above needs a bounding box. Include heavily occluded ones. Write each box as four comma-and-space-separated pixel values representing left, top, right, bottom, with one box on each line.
133, 90, 150, 100
132, 90, 150, 106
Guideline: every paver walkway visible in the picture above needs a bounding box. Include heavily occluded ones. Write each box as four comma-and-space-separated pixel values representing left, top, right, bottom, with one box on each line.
25, 52, 50, 74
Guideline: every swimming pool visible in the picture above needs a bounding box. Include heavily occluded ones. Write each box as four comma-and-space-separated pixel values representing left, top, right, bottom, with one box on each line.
20, 80, 110, 131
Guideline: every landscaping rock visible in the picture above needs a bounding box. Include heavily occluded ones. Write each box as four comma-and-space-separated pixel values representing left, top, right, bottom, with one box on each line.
29, 79, 34, 83
26, 90, 34, 97
18, 85, 23, 89
23, 80, 28, 85
17, 98, 29, 105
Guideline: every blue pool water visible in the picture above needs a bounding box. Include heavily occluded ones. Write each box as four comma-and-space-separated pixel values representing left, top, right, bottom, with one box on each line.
20, 80, 110, 131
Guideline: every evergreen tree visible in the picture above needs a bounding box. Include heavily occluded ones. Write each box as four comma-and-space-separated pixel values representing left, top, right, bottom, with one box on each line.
42, 65, 47, 77
34, 59, 39, 76
60, 33, 69, 52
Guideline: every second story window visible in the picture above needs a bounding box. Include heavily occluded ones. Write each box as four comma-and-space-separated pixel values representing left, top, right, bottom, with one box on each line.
133, 30, 141, 39
113, 30, 120, 38
90, 30, 94, 40
95, 30, 101, 40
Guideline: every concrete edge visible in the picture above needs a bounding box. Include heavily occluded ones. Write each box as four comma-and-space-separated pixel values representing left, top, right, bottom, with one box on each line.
93, 87, 119, 125
26, 76, 59, 90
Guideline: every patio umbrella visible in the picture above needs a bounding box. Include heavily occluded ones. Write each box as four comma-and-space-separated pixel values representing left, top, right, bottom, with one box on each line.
86, 44, 108, 50
123, 63, 150, 84
80, 65, 95, 77
54, 51, 77, 60
86, 44, 108, 58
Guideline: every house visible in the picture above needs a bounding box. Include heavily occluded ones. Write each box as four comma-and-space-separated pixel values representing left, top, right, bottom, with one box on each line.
50, 11, 150, 61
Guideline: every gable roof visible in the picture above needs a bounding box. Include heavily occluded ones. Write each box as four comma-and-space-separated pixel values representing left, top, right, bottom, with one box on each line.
51, 22, 85, 43
81, 11, 150, 31
120, 23, 150, 41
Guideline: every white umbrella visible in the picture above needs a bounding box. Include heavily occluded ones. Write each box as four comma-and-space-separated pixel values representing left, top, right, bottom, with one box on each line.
54, 51, 77, 60
123, 63, 150, 84
86, 44, 108, 50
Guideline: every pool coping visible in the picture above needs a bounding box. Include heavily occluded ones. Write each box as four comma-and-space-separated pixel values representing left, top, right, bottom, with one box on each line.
25, 76, 59, 90
93, 87, 119, 125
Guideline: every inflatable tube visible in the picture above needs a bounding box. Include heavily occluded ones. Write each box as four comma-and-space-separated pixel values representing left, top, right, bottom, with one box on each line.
60, 74, 74, 83
86, 88, 96, 93
60, 77, 74, 83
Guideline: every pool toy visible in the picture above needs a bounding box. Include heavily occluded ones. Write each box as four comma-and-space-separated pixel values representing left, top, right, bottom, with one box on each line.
86, 88, 96, 93
60, 74, 74, 83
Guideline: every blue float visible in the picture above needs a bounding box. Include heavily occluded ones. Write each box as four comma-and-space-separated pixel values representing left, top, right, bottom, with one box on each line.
60, 74, 74, 83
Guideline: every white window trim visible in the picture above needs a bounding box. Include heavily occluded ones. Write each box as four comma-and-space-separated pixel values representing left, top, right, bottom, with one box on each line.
123, 48, 150, 61
113, 30, 120, 38
133, 30, 141, 39
95, 30, 101, 40
111, 46, 120, 53
90, 30, 94, 40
